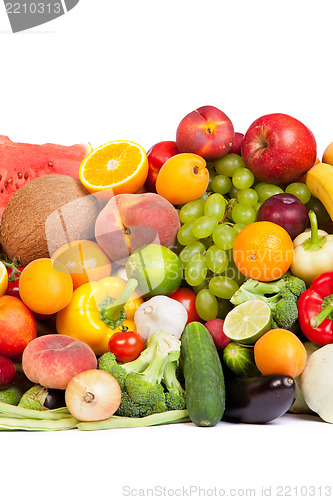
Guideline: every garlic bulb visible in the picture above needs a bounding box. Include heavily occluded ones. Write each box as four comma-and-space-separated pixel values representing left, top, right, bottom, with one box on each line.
134, 296, 188, 342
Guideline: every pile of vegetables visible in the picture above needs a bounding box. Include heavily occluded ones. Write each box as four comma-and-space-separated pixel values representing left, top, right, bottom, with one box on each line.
3, 110, 333, 431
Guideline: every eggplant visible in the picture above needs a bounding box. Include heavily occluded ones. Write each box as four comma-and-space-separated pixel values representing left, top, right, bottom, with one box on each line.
223, 374, 296, 424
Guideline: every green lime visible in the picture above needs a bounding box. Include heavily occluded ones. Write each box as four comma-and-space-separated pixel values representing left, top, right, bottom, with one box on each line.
223, 300, 272, 345
223, 342, 261, 377
125, 244, 183, 298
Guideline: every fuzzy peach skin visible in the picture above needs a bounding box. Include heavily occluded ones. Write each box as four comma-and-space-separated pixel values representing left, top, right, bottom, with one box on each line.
95, 192, 180, 264
22, 334, 97, 390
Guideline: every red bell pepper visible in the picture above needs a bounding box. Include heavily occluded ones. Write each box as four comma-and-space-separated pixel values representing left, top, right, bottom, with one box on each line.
298, 271, 333, 345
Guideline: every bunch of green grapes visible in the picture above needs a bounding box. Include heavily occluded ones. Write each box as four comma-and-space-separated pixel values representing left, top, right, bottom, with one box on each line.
177, 153, 315, 322
177, 191, 245, 322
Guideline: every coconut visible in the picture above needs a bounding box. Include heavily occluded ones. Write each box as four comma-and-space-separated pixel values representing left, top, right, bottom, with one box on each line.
0, 174, 100, 266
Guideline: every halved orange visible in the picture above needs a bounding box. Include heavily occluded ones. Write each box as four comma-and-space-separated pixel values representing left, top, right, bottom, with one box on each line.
79, 140, 149, 199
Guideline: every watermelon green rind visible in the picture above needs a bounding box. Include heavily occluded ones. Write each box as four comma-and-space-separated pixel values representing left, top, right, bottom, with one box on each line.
223, 342, 261, 377
0, 136, 91, 216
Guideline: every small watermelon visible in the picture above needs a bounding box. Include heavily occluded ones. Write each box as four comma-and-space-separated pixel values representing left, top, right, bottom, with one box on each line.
0, 136, 91, 216
222, 342, 261, 377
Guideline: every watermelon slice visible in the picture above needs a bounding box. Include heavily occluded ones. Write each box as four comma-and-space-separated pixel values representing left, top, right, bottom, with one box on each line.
0, 136, 91, 216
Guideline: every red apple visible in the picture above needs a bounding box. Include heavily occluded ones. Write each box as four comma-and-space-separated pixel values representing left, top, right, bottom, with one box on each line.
241, 113, 317, 184
176, 105, 234, 161
229, 132, 244, 155
145, 141, 179, 192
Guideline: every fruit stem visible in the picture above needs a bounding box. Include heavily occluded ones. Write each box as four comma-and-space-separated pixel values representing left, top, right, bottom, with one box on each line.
310, 302, 333, 328
1, 259, 22, 280
103, 278, 138, 321
302, 211, 326, 252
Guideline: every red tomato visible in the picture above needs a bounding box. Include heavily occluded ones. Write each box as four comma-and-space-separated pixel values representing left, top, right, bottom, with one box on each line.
169, 287, 201, 325
108, 331, 144, 363
5, 266, 24, 299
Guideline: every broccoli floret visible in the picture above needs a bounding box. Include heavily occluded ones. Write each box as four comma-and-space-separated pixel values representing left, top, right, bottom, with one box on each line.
230, 273, 306, 333
162, 350, 186, 411
281, 271, 307, 298
98, 330, 185, 417
273, 290, 299, 330
116, 390, 154, 418
98, 352, 127, 390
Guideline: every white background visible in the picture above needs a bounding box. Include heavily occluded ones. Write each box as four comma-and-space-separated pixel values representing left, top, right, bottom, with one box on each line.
1, 1, 333, 499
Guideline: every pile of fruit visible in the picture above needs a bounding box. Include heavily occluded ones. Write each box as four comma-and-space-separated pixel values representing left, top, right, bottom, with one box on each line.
1, 105, 333, 430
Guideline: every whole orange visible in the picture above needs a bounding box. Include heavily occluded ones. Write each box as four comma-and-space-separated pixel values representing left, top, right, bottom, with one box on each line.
156, 153, 209, 205
19, 258, 73, 315
254, 328, 307, 378
233, 221, 294, 282
52, 240, 112, 289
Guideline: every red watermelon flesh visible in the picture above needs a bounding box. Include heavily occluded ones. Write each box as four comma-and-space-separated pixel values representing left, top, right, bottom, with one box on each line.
0, 136, 91, 216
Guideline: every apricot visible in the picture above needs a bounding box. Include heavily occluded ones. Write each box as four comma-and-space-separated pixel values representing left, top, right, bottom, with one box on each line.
323, 142, 333, 165
95, 193, 180, 264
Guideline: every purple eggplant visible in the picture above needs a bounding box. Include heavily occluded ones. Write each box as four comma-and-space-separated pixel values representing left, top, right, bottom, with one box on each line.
223, 374, 296, 424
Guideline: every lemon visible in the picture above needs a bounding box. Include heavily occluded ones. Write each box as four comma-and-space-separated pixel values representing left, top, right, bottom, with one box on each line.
0, 261, 8, 296
125, 244, 183, 298
223, 300, 272, 345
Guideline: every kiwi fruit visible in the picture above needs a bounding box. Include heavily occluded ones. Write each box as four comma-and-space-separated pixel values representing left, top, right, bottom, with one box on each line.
0, 174, 100, 266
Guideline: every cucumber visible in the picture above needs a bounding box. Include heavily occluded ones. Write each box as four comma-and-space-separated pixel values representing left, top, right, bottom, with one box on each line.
181, 322, 225, 427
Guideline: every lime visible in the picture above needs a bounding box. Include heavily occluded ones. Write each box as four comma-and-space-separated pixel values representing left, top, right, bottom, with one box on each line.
223, 342, 261, 377
223, 300, 272, 345
125, 244, 183, 298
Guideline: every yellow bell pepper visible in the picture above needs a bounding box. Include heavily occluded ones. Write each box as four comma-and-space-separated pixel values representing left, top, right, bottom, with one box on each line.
56, 277, 143, 355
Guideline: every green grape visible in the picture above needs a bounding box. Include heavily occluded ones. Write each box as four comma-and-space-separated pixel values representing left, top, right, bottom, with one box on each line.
203, 236, 213, 250
185, 254, 207, 287
217, 298, 233, 319
195, 289, 218, 321
237, 188, 259, 207
177, 221, 198, 246
228, 184, 239, 199
192, 279, 210, 294
192, 215, 219, 239
179, 241, 206, 265
206, 245, 229, 274
204, 193, 227, 220
233, 223, 245, 235
211, 174, 232, 195
208, 276, 239, 300
212, 224, 237, 250
231, 203, 257, 225
214, 154, 245, 177
179, 198, 205, 224
285, 182, 311, 204
254, 183, 284, 202
232, 168, 255, 190
306, 197, 331, 226
222, 262, 246, 285
254, 202, 262, 213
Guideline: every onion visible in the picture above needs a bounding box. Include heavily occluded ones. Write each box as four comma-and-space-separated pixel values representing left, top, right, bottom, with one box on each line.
65, 369, 121, 421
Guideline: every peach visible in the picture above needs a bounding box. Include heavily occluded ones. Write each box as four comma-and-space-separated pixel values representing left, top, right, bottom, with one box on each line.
176, 105, 235, 161
95, 192, 181, 264
22, 334, 97, 390
323, 142, 333, 165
